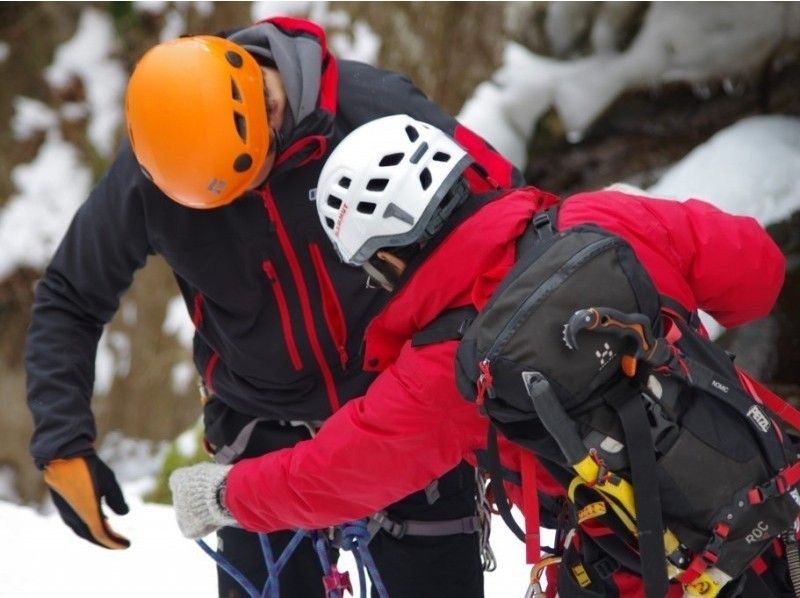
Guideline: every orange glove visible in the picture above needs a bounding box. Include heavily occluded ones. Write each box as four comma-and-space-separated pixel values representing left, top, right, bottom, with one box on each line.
44, 455, 130, 549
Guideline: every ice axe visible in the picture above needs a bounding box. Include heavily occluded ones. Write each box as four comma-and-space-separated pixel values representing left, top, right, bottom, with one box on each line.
563, 307, 671, 376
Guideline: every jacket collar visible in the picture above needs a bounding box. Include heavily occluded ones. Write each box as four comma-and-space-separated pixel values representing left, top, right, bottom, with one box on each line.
363, 188, 558, 369
228, 17, 337, 176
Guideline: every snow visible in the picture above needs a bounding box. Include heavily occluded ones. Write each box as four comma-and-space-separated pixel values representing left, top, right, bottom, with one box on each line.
0, 127, 92, 282
1, 451, 535, 597
163, 296, 195, 349
94, 331, 132, 396
45, 7, 127, 158
458, 2, 800, 168
11, 96, 59, 139
649, 115, 800, 227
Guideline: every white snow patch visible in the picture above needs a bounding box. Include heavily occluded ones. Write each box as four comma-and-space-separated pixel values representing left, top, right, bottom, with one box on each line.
121, 301, 138, 326
171, 361, 196, 394
175, 423, 201, 458
45, 7, 126, 157
163, 295, 195, 348
133, 1, 168, 15
93, 331, 131, 395
159, 8, 186, 42
11, 96, 58, 140
649, 115, 800, 227
99, 432, 167, 484
193, 1, 214, 18
60, 101, 89, 122
330, 19, 381, 64
0, 129, 92, 282
251, 1, 312, 21
459, 3, 800, 168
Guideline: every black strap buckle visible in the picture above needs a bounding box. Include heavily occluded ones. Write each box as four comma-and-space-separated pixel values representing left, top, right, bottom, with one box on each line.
532, 210, 555, 241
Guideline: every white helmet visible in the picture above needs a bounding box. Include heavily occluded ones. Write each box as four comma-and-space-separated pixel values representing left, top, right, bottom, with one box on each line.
316, 114, 473, 265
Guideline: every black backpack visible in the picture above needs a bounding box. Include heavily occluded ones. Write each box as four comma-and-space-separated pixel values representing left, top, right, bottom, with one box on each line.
452, 208, 800, 597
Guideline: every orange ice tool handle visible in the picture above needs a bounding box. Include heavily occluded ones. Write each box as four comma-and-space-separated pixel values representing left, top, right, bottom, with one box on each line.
564, 307, 671, 367
44, 456, 130, 550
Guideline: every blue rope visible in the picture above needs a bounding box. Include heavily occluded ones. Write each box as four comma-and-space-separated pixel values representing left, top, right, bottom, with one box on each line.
338, 520, 389, 598
259, 533, 279, 598
196, 538, 259, 598
272, 529, 308, 573
196, 521, 388, 598
312, 532, 343, 598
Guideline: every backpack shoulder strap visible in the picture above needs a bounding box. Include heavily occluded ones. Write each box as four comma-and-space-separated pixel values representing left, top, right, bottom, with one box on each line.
515, 205, 559, 256
411, 305, 478, 347
660, 294, 701, 329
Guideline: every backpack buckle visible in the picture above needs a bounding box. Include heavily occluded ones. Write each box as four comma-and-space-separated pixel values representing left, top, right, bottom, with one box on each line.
532, 210, 554, 240
593, 557, 619, 579
750, 477, 785, 504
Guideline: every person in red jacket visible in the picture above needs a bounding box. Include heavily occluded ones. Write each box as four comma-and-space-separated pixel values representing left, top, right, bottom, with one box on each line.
169, 115, 787, 595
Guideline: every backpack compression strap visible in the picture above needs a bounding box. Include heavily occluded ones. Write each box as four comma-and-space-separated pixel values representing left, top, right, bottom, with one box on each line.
607, 390, 670, 598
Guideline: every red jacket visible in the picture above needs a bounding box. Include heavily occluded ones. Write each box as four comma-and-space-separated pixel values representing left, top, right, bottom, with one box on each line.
226, 188, 784, 535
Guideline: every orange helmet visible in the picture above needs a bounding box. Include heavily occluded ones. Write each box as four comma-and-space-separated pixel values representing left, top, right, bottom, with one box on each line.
125, 36, 270, 209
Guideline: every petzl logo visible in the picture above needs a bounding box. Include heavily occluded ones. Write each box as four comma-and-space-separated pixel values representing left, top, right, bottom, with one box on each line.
747, 405, 771, 433
745, 521, 769, 544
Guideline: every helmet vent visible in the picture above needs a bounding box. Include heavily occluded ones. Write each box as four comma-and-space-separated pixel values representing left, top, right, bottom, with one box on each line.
233, 111, 247, 142
366, 178, 389, 192
433, 152, 451, 162
225, 51, 244, 68
327, 195, 343, 209
419, 168, 432, 190
379, 153, 404, 167
324, 217, 335, 229
338, 176, 351, 189
405, 125, 419, 142
231, 79, 242, 102
233, 153, 253, 172
357, 201, 377, 214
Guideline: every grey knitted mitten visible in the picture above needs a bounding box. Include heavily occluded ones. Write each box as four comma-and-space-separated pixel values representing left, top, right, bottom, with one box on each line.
169, 462, 237, 539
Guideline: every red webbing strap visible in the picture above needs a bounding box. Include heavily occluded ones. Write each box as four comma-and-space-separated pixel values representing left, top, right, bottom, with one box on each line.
738, 369, 800, 431
521, 451, 541, 564
781, 461, 800, 490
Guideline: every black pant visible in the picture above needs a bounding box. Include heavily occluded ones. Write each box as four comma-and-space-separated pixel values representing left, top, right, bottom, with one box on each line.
204, 399, 484, 598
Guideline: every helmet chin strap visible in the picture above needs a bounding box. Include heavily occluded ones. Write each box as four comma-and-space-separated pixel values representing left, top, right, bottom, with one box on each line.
363, 259, 397, 292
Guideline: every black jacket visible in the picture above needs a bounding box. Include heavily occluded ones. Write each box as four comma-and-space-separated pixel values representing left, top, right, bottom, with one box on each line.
25, 17, 521, 467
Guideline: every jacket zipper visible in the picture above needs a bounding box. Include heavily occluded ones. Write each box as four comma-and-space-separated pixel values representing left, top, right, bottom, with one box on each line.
478, 236, 622, 397
308, 242, 348, 370
262, 188, 341, 412
262, 260, 304, 371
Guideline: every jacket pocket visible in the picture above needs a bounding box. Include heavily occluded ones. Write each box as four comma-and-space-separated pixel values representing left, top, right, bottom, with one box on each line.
308, 243, 348, 370
262, 260, 303, 371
